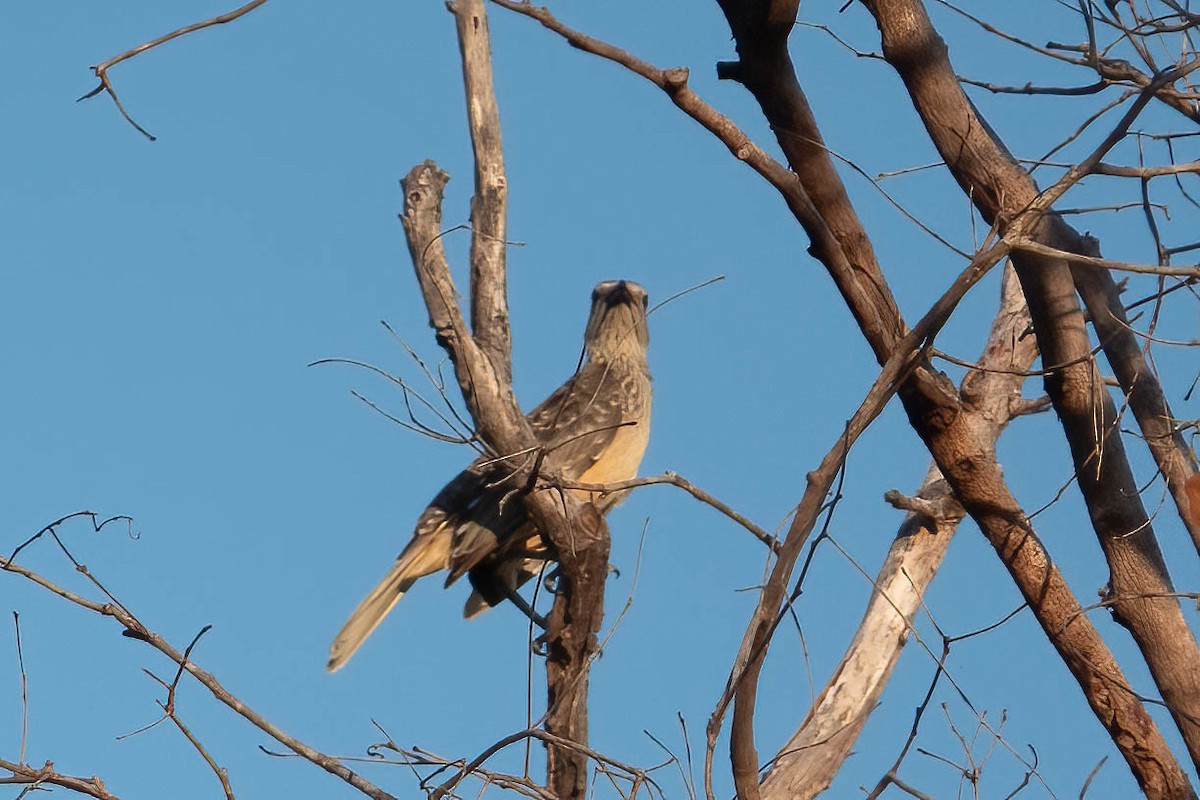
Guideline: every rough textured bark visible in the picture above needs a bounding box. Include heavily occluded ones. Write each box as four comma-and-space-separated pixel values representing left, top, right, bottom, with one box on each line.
543, 503, 609, 800
761, 267, 1037, 799
714, 0, 904, 364
451, 0, 513, 389
703, 1, 1195, 795
719, 243, 1007, 800
404, 7, 609, 792
489, 2, 1194, 794
762, 466, 959, 800
864, 0, 1200, 771
1073, 263, 1200, 554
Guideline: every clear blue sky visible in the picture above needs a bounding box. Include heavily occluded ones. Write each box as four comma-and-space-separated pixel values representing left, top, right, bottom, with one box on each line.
3, 1, 1197, 798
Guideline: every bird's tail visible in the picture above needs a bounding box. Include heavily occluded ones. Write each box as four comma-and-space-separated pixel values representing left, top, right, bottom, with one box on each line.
327, 540, 446, 672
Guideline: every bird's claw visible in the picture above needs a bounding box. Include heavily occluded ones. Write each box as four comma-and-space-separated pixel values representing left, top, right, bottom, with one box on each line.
543, 567, 562, 594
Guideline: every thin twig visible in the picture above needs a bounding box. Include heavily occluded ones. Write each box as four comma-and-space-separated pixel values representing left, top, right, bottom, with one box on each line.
2, 516, 397, 800
80, 0, 271, 140
13, 613, 28, 765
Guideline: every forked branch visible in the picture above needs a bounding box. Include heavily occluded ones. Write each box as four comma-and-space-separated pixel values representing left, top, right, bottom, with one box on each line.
79, 0, 271, 140
397, 3, 609, 796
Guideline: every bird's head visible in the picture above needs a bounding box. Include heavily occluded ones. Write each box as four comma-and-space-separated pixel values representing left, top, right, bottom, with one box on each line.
583, 280, 650, 362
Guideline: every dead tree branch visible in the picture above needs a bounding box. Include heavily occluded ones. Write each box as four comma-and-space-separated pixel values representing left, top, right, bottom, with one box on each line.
761, 266, 1039, 799
713, 238, 1010, 800
451, 0, 514, 388
1, 520, 397, 800
79, 0, 271, 140
865, 0, 1200, 775
548, 471, 778, 552
490, 1, 1195, 796
0, 758, 119, 800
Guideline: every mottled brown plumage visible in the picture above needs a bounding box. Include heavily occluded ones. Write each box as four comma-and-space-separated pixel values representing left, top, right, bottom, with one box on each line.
327, 281, 652, 672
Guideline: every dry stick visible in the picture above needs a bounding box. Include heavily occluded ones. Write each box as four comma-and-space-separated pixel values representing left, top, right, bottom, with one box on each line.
1092, 160, 1200, 177
368, 728, 558, 800
1008, 240, 1200, 277
450, 0, 514, 389
79, 0, 271, 140
0, 550, 396, 800
0, 757, 119, 800
123, 626, 234, 800
761, 266, 1039, 800
551, 472, 778, 552
158, 709, 234, 800
12, 612, 28, 765
401, 156, 608, 800
867, 0, 1200, 778
429, 728, 659, 800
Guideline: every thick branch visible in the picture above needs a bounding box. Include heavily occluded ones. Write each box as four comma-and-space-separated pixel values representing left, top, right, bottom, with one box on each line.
699, 4, 1192, 797
0, 758, 118, 800
865, 0, 1200, 775
713, 0, 904, 363
543, 504, 609, 800
1071, 260, 1200, 553
451, 0, 514, 386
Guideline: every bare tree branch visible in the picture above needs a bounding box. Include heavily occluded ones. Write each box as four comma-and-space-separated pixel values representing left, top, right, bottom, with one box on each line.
761, 266, 1039, 799
1, 524, 397, 800
398, 8, 626, 781
451, 0, 514, 387
1008, 239, 1200, 278
79, 0, 271, 140
399, 152, 611, 800
490, 1, 1196, 795
0, 758, 119, 800
714, 239, 1009, 800
866, 0, 1200, 784
549, 471, 778, 552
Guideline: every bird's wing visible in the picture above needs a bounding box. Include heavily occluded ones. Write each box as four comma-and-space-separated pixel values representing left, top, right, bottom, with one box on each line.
527, 361, 629, 481
442, 362, 630, 588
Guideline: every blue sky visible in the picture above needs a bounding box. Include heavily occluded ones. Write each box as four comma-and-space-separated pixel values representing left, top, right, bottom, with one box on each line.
3, 1, 1198, 798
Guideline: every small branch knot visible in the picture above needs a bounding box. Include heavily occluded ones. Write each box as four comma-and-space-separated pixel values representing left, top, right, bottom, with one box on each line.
662, 67, 689, 90
884, 485, 965, 527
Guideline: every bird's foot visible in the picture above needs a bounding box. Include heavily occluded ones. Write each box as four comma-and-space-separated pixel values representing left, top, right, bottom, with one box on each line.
506, 586, 547, 630
543, 566, 562, 595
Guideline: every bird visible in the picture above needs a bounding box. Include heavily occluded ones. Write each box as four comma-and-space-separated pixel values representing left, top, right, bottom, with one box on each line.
327, 280, 652, 672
